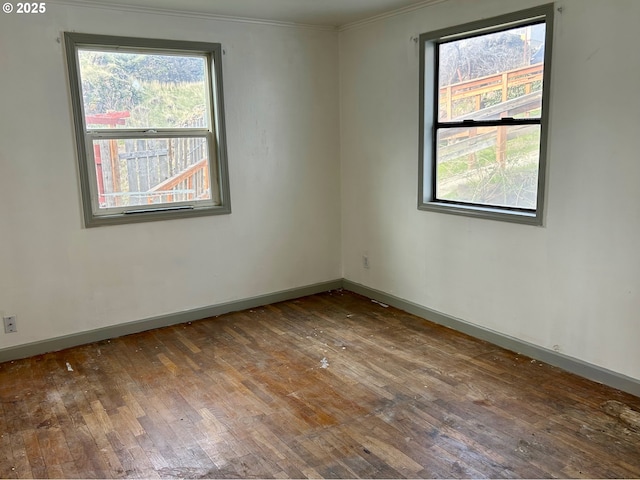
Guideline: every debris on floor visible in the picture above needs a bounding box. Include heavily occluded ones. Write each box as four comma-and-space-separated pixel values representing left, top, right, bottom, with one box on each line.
66, 362, 74, 372
601, 400, 640, 431
371, 299, 389, 308
320, 357, 329, 369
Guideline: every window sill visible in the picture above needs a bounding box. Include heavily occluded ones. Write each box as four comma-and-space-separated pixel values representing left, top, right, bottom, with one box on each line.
418, 201, 542, 226
84, 204, 231, 228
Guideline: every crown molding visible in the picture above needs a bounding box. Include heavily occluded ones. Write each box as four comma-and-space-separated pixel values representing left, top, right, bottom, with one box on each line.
47, 0, 338, 31
339, 0, 449, 32
48, 0, 452, 32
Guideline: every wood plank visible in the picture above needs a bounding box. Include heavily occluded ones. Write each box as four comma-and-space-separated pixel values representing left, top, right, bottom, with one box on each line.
0, 291, 639, 478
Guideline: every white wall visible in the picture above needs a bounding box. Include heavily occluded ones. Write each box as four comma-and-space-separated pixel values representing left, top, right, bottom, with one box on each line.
0, 3, 341, 348
340, 0, 640, 381
1, 0, 638, 385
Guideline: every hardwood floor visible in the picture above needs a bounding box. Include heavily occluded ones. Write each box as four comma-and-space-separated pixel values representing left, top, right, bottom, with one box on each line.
0, 290, 639, 478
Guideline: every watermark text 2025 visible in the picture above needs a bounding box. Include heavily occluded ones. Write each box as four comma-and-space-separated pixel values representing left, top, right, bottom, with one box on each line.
2, 2, 47, 14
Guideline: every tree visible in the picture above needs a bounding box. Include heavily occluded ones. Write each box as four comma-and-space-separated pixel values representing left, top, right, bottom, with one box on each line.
79, 51, 207, 128
439, 29, 530, 87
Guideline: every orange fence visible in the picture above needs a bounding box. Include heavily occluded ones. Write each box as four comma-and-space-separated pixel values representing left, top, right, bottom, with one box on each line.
147, 158, 210, 204
439, 62, 544, 121
437, 62, 544, 166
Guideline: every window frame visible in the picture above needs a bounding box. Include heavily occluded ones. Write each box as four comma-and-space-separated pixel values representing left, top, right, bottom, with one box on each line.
64, 32, 231, 227
418, 4, 554, 226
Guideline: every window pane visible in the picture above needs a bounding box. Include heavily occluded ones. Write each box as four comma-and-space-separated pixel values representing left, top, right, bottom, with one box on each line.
436, 125, 541, 209
91, 137, 212, 209
438, 23, 545, 121
78, 50, 208, 129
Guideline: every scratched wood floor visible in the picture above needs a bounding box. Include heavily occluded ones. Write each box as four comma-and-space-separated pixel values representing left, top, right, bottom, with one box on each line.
1, 290, 639, 479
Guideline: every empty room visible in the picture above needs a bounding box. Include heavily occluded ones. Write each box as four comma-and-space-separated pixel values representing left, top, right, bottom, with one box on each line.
0, 0, 639, 477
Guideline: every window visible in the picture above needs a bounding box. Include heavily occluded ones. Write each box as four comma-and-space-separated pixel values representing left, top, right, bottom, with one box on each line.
419, 5, 554, 225
64, 33, 231, 227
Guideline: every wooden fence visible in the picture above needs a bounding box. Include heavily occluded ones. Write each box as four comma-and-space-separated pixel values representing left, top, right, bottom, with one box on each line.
438, 62, 544, 166
439, 62, 544, 121
96, 117, 212, 207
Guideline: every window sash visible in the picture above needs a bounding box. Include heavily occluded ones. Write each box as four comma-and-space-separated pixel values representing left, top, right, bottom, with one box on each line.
436, 118, 541, 128
85, 132, 218, 216
86, 129, 211, 139
77, 48, 212, 131
434, 123, 542, 211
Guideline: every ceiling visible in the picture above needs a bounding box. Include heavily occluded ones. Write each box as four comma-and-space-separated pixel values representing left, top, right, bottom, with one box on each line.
64, 0, 439, 27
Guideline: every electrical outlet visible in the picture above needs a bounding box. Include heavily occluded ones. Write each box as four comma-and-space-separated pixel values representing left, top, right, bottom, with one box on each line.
3, 315, 17, 334
363, 254, 370, 269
